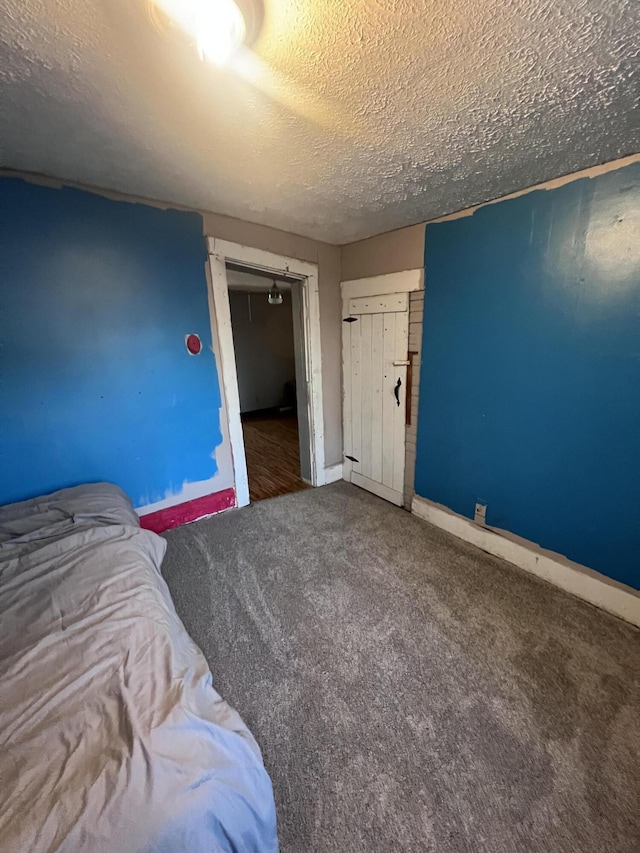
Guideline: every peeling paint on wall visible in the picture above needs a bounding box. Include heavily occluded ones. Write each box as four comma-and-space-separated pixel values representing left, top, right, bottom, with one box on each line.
0, 178, 233, 510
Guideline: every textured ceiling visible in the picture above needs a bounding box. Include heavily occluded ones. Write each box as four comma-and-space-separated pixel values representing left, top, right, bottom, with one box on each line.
0, 0, 638, 243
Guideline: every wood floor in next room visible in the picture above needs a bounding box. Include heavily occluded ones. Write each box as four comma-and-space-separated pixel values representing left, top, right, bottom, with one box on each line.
242, 412, 310, 503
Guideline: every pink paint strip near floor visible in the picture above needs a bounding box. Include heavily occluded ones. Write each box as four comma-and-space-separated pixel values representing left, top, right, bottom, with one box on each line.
139, 487, 236, 534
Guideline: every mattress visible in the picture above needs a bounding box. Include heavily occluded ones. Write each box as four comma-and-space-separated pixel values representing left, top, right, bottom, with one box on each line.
0, 483, 278, 852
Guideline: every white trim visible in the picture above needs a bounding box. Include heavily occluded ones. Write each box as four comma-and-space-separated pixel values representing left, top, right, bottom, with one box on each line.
299, 261, 327, 484
341, 269, 424, 300
207, 238, 318, 278
206, 239, 325, 503
351, 472, 404, 506
411, 495, 640, 628
207, 254, 250, 506
342, 299, 353, 482
324, 463, 344, 484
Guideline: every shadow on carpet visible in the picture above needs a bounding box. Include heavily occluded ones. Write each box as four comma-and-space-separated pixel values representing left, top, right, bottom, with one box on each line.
162, 482, 640, 853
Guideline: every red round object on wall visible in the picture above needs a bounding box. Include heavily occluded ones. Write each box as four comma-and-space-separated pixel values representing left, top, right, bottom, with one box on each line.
186, 334, 202, 355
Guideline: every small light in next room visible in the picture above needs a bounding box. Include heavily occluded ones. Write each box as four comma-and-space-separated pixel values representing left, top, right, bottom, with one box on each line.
268, 281, 283, 305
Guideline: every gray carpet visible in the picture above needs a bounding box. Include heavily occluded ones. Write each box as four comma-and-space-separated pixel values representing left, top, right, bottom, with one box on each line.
161, 482, 640, 853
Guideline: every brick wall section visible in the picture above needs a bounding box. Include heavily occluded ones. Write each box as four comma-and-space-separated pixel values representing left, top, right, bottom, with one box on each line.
404, 289, 424, 507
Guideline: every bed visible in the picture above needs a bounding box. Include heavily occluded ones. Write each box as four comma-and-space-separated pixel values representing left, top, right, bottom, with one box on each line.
0, 483, 278, 853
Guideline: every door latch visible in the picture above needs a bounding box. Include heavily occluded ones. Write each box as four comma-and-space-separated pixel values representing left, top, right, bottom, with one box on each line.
394, 377, 402, 406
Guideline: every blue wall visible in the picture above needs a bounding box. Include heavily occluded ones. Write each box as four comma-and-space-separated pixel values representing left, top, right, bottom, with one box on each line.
415, 163, 640, 589
0, 179, 223, 509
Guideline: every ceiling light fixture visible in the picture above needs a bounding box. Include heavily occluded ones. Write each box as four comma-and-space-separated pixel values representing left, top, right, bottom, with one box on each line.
152, 0, 263, 66
195, 0, 246, 65
268, 281, 283, 305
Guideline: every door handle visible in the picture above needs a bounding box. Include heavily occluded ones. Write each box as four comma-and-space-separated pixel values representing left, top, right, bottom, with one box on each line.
393, 360, 410, 366
394, 377, 402, 406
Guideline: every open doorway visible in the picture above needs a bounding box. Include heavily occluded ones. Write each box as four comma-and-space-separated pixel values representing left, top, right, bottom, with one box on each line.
206, 237, 326, 508
227, 265, 310, 502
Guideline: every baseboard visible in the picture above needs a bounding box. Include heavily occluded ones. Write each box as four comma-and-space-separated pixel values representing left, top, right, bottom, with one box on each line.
324, 463, 344, 484
411, 495, 640, 628
140, 487, 236, 534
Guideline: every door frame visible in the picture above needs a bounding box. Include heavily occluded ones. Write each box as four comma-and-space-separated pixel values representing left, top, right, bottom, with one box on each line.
341, 269, 424, 488
206, 237, 325, 507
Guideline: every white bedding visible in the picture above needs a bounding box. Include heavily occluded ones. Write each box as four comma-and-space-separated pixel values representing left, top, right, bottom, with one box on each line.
0, 483, 278, 852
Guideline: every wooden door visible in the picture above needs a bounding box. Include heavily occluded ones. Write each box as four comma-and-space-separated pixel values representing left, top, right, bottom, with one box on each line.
343, 292, 409, 506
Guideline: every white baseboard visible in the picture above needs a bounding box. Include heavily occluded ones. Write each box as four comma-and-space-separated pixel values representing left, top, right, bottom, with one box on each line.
324, 463, 344, 484
411, 495, 640, 628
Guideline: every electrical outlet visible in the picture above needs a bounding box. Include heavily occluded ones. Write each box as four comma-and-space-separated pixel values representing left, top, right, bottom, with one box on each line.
474, 502, 487, 526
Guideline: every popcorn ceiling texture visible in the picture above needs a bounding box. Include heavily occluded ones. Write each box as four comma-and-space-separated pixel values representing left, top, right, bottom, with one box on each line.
0, 0, 638, 243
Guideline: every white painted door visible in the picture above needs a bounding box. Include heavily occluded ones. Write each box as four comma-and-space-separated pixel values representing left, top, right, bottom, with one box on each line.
343, 292, 409, 506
